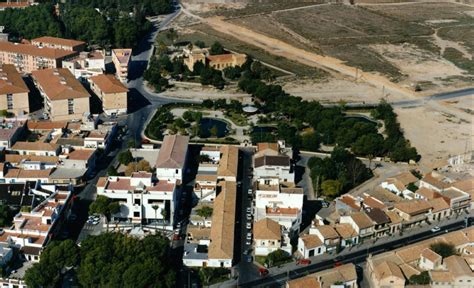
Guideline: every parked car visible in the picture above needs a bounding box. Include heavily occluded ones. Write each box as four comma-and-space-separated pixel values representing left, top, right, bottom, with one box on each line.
246, 240, 252, 246
246, 222, 252, 229
246, 233, 252, 240
247, 189, 252, 195
246, 255, 253, 263
246, 214, 252, 221
258, 268, 269, 277
246, 207, 252, 213
431, 226, 441, 233
296, 259, 311, 265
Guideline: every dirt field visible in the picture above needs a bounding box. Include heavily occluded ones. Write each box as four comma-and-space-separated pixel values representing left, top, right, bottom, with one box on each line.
396, 96, 474, 167
221, 3, 474, 90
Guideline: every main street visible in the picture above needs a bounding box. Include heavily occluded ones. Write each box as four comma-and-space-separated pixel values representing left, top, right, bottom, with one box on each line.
239, 215, 473, 287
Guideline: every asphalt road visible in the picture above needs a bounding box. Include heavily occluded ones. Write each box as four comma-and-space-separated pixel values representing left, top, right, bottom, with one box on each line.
239, 218, 471, 288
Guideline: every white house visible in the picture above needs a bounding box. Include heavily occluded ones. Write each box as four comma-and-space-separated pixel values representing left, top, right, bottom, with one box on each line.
253, 142, 294, 183
419, 248, 442, 271
298, 234, 325, 258
155, 135, 189, 183
339, 212, 374, 240
253, 218, 291, 256
11, 142, 60, 156
96, 172, 177, 227
380, 172, 418, 196
200, 146, 221, 163
254, 177, 304, 235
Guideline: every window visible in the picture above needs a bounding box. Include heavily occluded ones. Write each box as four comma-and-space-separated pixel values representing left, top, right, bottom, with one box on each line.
68, 98, 74, 114
134, 199, 140, 205
176, 169, 179, 174
133, 212, 140, 217
6, 93, 13, 109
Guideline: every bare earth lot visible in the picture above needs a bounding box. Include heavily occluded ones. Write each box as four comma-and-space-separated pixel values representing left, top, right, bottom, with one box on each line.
396, 96, 474, 167
176, 1, 474, 166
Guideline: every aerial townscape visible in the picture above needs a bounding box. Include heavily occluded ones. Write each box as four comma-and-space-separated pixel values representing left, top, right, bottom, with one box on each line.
0, 0, 472, 287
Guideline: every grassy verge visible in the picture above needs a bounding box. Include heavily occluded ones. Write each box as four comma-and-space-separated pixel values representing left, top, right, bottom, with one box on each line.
443, 47, 474, 74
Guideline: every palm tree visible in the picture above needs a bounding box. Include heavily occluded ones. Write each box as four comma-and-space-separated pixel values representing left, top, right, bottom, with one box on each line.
152, 205, 159, 231
161, 209, 168, 231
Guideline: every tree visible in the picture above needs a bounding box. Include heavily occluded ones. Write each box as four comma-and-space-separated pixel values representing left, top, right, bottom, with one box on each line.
89, 195, 120, 220
265, 249, 290, 267
301, 132, 321, 152
118, 150, 133, 165
165, 28, 178, 44
24, 240, 79, 287
125, 160, 152, 176
407, 182, 418, 192
209, 41, 224, 55
351, 133, 384, 167
196, 206, 213, 219
152, 204, 159, 230
199, 268, 214, 285
409, 271, 430, 285
107, 166, 119, 176
194, 40, 206, 48
430, 242, 457, 258
321, 179, 343, 199
77, 233, 176, 287
223, 66, 241, 80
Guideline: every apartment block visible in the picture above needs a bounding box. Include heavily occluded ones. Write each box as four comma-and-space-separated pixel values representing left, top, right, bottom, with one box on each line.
89, 74, 128, 116
112, 49, 131, 82
96, 172, 177, 226
0, 41, 77, 73
31, 36, 86, 52
0, 64, 29, 115
32, 68, 90, 121
62, 50, 105, 81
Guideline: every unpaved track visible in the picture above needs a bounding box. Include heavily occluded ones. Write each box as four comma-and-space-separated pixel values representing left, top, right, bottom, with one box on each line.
202, 16, 416, 100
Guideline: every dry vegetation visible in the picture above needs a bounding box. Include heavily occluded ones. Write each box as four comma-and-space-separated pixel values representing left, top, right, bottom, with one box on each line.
222, 3, 474, 87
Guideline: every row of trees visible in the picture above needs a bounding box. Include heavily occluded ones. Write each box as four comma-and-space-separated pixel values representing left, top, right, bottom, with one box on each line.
0, 0, 172, 48
238, 73, 419, 161
25, 233, 177, 287
308, 147, 373, 198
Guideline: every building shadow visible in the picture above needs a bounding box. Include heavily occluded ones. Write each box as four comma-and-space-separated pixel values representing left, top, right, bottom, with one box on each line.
23, 76, 43, 113
128, 88, 151, 113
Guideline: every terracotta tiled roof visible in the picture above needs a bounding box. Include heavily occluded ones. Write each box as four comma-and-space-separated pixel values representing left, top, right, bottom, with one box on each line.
287, 276, 320, 288
362, 195, 386, 209
0, 64, 29, 94
97, 177, 108, 187
27, 120, 67, 130
374, 261, 405, 281
422, 172, 450, 190
31, 36, 85, 48
217, 145, 239, 178
253, 218, 281, 240
453, 178, 474, 194
300, 234, 323, 249
12, 141, 58, 152
350, 212, 374, 229
444, 255, 474, 278
5, 154, 59, 164
430, 271, 453, 283
67, 149, 94, 161
389, 172, 418, 186
334, 223, 358, 239
5, 168, 52, 179
0, 41, 77, 59
155, 135, 189, 169
315, 225, 339, 240
208, 181, 237, 260
428, 197, 450, 213
90, 74, 128, 94
384, 210, 403, 224
394, 200, 432, 216
421, 248, 441, 263
415, 187, 440, 200
32, 68, 89, 100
